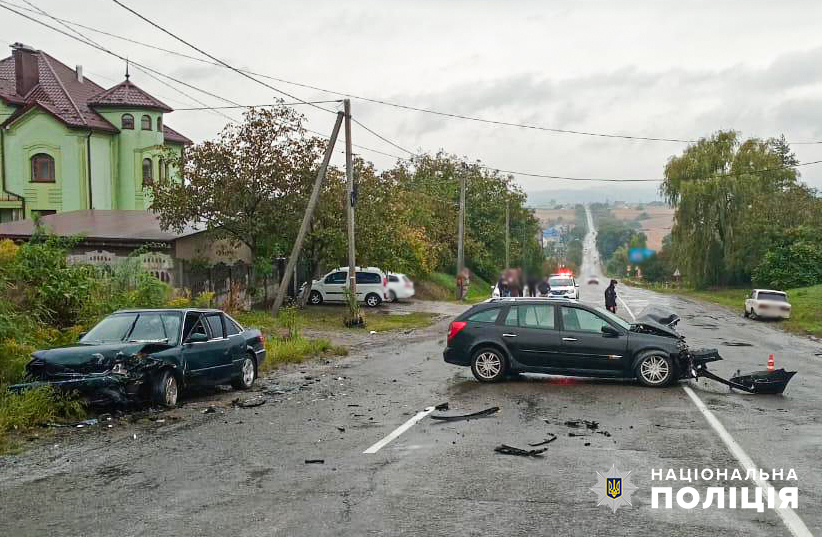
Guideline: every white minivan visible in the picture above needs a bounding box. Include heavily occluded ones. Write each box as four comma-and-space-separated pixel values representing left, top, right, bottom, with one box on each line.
306, 267, 389, 307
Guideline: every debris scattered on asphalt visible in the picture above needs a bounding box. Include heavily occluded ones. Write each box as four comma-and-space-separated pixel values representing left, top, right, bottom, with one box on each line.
494, 444, 547, 457
596, 431, 612, 437
564, 419, 598, 430
347, 404, 361, 407
527, 435, 557, 447
233, 397, 266, 408
431, 406, 500, 422
434, 402, 449, 411
304, 459, 325, 464
568, 432, 589, 437
336, 426, 345, 432
722, 341, 753, 347
584, 442, 591, 447
202, 406, 217, 414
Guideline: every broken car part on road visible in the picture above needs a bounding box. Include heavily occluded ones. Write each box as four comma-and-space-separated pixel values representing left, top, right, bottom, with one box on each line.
494, 444, 548, 457
430, 406, 500, 422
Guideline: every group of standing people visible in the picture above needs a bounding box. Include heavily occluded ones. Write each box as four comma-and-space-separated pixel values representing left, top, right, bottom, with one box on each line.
496, 268, 553, 298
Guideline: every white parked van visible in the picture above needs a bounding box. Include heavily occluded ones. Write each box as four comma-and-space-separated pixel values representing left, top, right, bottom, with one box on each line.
306, 267, 389, 307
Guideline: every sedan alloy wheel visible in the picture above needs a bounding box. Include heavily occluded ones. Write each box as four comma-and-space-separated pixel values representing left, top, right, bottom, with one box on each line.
636, 354, 672, 387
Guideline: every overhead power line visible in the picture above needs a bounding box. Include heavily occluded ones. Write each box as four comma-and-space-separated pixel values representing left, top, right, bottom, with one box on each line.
7, 2, 822, 184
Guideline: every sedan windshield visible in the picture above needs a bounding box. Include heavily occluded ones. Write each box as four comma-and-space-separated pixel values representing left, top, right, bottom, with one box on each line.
549, 277, 573, 287
81, 312, 182, 345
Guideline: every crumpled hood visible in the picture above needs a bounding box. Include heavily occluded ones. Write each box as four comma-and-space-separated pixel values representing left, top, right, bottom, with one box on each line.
31, 343, 148, 368
630, 319, 682, 339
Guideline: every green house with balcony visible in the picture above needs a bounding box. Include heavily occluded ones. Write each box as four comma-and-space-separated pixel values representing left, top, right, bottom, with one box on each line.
0, 42, 191, 222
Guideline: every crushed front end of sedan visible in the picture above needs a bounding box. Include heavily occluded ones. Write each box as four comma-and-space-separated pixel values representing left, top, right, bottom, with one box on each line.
10, 344, 174, 406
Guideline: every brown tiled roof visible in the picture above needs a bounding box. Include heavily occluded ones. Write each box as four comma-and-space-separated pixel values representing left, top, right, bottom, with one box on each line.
162, 124, 192, 145
88, 79, 172, 112
0, 210, 204, 243
0, 46, 188, 143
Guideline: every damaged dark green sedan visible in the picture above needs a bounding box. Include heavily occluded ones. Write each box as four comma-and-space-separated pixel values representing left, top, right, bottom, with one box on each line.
11, 309, 266, 407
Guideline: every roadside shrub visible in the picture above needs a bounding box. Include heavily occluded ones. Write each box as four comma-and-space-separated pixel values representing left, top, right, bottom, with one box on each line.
0, 386, 85, 436
193, 291, 215, 308
276, 305, 300, 338
753, 241, 822, 289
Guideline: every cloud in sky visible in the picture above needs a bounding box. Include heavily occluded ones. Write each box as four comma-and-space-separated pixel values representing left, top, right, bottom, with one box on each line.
4, 0, 822, 198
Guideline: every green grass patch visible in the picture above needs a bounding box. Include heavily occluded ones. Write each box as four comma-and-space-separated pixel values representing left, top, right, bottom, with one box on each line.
260, 336, 348, 374
415, 271, 492, 304
236, 307, 438, 334
644, 282, 822, 338
0, 386, 86, 454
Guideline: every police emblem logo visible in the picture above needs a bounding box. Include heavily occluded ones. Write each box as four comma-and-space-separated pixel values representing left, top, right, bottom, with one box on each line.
590, 465, 637, 513
606, 477, 622, 499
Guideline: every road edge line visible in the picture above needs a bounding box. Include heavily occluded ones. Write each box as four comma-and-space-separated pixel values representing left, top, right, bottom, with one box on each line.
363, 406, 435, 454
682, 385, 812, 537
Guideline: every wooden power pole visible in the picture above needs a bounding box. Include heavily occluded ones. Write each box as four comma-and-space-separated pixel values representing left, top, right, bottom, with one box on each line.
505, 196, 510, 269
344, 99, 356, 297
272, 111, 344, 315
457, 163, 466, 274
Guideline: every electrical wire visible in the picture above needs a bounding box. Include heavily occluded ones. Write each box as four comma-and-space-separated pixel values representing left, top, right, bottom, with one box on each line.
6, 0, 822, 145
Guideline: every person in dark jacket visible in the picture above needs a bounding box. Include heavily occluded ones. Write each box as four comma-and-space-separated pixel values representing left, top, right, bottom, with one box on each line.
605, 279, 618, 313
537, 276, 551, 297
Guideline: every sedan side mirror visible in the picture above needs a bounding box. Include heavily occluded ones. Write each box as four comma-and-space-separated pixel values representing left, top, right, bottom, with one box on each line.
186, 332, 209, 344
601, 325, 619, 337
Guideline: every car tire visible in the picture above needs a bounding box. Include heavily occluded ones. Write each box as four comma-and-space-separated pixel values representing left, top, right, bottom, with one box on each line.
153, 369, 179, 407
365, 293, 381, 308
750, 309, 758, 320
309, 290, 323, 305
231, 354, 257, 390
743, 308, 749, 318
470, 347, 507, 383
635, 351, 675, 387
389, 290, 398, 303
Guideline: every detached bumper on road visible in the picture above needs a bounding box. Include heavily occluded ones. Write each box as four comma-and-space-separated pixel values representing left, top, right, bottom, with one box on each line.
443, 347, 469, 366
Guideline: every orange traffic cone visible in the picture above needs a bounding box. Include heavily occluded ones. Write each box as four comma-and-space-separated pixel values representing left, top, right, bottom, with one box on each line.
767, 353, 775, 371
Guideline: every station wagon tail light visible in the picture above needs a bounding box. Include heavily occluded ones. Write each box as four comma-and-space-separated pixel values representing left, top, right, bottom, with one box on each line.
383, 276, 387, 287
448, 320, 467, 341
759, 304, 769, 309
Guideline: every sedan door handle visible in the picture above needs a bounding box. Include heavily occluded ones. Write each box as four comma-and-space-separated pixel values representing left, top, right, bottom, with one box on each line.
562, 337, 578, 342
502, 333, 518, 338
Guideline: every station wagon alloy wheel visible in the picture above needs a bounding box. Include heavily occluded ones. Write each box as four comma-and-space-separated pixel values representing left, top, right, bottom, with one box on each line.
365, 293, 381, 307
471, 348, 506, 382
637, 354, 671, 386
309, 291, 323, 305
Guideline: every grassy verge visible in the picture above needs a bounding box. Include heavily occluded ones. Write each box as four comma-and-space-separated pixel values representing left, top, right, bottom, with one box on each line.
0, 386, 86, 454
415, 271, 492, 304
631, 281, 822, 338
236, 307, 438, 334
260, 336, 348, 374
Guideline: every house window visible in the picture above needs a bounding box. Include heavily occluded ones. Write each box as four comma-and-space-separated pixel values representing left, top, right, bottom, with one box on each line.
158, 158, 165, 181
156, 116, 162, 131
30, 153, 55, 182
122, 113, 134, 129
141, 115, 152, 130
142, 158, 153, 185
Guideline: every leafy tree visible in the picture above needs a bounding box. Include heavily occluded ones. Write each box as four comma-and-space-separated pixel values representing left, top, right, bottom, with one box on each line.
149, 106, 325, 282
752, 226, 822, 288
661, 130, 800, 287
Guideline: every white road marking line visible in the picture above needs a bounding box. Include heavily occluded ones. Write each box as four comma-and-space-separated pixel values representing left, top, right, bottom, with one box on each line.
619, 287, 810, 536
683, 386, 812, 537
617, 295, 636, 321
363, 406, 435, 454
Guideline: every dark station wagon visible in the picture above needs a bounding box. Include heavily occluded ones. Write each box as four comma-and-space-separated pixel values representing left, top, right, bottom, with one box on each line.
444, 298, 690, 386
17, 308, 266, 407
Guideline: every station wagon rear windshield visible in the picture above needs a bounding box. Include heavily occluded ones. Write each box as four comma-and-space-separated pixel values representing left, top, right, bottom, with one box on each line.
81, 312, 182, 345
758, 292, 787, 302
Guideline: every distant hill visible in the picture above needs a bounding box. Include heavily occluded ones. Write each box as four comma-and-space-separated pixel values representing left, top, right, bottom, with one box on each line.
526, 185, 662, 206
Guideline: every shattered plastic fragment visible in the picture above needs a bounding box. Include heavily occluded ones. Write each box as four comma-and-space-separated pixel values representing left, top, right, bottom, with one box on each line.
494, 444, 547, 457
431, 406, 499, 422
527, 435, 557, 447
304, 459, 325, 464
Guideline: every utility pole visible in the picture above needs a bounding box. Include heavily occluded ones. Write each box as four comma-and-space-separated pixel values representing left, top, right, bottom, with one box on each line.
271, 111, 344, 315
505, 196, 510, 269
344, 99, 356, 298
457, 163, 466, 274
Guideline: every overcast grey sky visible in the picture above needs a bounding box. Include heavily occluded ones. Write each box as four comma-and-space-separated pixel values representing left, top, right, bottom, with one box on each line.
4, 0, 822, 200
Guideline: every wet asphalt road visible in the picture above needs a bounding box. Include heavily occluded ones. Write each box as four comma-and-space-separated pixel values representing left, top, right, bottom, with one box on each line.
1, 211, 821, 536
